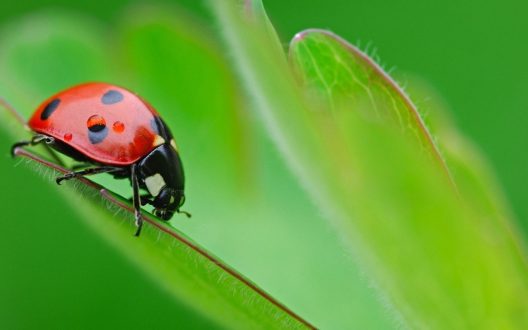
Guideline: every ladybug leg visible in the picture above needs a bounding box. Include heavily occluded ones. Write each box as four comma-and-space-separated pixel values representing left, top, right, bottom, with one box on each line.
56, 166, 123, 185
12, 134, 66, 167
131, 164, 143, 237
11, 134, 54, 157
127, 194, 152, 206
71, 163, 93, 171
140, 195, 153, 206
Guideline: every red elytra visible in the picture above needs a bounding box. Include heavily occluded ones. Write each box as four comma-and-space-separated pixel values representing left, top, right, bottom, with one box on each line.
16, 82, 189, 236
28, 82, 161, 166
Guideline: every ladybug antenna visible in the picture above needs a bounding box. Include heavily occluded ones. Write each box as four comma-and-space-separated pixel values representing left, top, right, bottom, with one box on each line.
178, 209, 192, 218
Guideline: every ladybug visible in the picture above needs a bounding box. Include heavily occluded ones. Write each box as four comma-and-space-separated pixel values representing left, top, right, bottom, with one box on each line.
11, 82, 190, 236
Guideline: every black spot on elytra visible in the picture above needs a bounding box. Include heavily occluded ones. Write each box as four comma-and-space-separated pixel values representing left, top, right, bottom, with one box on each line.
88, 127, 108, 144
101, 90, 124, 105
40, 99, 60, 120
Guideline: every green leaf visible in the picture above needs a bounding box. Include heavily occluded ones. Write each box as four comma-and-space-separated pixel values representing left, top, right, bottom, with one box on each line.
12, 148, 312, 329
407, 78, 528, 279
288, 29, 453, 184
0, 11, 313, 329
408, 78, 513, 213
210, 1, 528, 328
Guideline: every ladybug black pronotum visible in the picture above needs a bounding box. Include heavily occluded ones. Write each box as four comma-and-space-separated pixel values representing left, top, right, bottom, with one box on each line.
11, 82, 190, 236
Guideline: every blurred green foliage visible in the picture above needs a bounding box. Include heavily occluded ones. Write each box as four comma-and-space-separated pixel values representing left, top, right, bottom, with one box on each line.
1, 0, 527, 329
288, 29, 528, 328
264, 0, 528, 228
214, 1, 528, 326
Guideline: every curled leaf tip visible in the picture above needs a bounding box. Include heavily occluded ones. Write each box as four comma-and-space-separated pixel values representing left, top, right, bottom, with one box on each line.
291, 31, 308, 43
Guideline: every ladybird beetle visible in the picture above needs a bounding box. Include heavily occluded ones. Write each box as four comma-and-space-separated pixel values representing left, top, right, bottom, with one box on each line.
11, 82, 190, 236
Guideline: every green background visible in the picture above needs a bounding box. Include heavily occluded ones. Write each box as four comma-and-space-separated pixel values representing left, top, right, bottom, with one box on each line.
0, 0, 526, 329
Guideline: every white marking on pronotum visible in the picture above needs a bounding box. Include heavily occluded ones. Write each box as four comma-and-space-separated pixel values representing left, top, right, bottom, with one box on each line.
170, 139, 178, 151
145, 173, 166, 197
152, 135, 165, 147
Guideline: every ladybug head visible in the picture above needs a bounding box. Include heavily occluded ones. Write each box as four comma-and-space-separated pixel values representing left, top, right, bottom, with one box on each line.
136, 143, 186, 221
152, 187, 185, 220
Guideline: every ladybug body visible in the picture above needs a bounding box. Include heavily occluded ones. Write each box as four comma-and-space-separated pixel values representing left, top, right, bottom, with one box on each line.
12, 82, 189, 236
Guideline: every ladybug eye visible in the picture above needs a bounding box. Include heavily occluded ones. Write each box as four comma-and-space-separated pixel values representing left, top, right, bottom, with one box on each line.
87, 115, 106, 132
